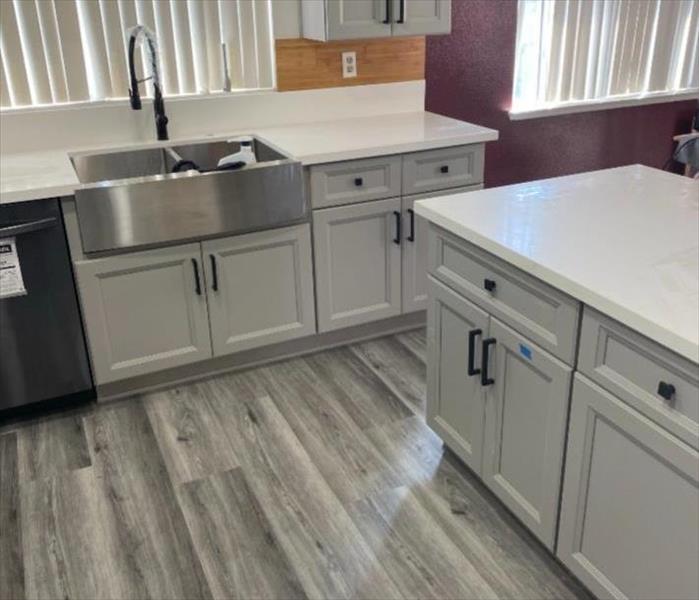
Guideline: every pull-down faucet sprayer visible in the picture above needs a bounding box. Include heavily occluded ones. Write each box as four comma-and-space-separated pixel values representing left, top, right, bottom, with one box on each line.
128, 25, 169, 141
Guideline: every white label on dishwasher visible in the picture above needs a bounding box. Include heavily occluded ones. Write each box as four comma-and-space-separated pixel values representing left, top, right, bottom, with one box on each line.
0, 237, 27, 299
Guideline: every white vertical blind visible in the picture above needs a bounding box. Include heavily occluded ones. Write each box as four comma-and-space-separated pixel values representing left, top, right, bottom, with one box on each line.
0, 0, 32, 105
99, 0, 129, 98
203, 0, 223, 92
513, 0, 699, 113
35, 0, 68, 102
54, 0, 89, 102
220, 0, 244, 89
152, 0, 179, 95
170, 0, 196, 94
0, 0, 275, 109
13, 0, 52, 104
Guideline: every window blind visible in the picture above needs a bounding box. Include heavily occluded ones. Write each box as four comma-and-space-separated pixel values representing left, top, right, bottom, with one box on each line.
0, 0, 275, 109
512, 0, 699, 114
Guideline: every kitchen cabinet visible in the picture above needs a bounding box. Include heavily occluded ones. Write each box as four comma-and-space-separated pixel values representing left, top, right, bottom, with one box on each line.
427, 278, 489, 473
482, 319, 571, 548
203, 225, 316, 356
75, 243, 212, 384
313, 197, 402, 331
309, 155, 402, 209
557, 375, 699, 600
302, 0, 450, 41
426, 272, 571, 550
76, 225, 316, 384
402, 185, 482, 313
391, 0, 452, 36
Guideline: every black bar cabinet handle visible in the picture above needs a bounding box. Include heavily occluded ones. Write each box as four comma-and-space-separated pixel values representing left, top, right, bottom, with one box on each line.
393, 210, 401, 244
209, 254, 218, 292
191, 258, 202, 296
397, 0, 405, 23
382, 0, 391, 23
467, 328, 482, 376
407, 208, 415, 242
481, 338, 496, 386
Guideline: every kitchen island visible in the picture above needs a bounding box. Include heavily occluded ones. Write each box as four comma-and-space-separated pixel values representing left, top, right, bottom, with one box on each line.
414, 164, 699, 600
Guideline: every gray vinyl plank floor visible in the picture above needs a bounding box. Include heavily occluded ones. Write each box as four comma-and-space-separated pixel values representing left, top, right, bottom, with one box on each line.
0, 328, 591, 600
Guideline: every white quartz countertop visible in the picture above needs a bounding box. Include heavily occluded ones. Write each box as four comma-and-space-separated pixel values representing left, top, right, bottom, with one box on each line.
414, 165, 699, 363
0, 111, 497, 204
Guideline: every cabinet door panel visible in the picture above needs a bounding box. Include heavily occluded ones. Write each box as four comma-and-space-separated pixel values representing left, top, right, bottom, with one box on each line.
327, 0, 391, 40
402, 186, 482, 313
314, 198, 402, 332
392, 0, 451, 36
427, 277, 489, 474
482, 318, 572, 549
558, 375, 699, 600
75, 244, 212, 384
204, 225, 316, 356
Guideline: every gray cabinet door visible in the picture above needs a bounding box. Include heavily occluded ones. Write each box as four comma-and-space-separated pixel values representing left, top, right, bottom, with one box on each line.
402, 186, 483, 314
75, 243, 212, 384
313, 198, 402, 332
427, 277, 489, 474
401, 194, 429, 313
392, 0, 451, 36
558, 375, 699, 600
482, 318, 572, 550
327, 0, 391, 40
203, 225, 316, 357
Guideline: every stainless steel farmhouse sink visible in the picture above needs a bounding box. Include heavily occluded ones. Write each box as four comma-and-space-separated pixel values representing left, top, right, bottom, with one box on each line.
71, 137, 306, 254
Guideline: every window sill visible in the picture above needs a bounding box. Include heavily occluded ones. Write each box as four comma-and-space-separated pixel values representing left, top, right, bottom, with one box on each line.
509, 89, 698, 121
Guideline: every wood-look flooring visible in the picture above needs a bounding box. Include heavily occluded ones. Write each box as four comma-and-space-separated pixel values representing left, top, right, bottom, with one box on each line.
0, 329, 591, 600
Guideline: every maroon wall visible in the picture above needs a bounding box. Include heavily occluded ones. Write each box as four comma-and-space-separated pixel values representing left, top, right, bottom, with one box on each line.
425, 0, 696, 188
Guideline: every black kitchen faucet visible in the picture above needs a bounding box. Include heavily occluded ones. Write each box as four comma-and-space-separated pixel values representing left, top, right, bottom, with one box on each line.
128, 26, 168, 141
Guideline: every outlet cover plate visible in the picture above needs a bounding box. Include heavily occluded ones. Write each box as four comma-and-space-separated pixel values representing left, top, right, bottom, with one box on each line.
342, 51, 357, 78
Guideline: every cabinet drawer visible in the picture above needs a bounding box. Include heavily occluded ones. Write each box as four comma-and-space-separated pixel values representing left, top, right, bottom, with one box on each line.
428, 226, 579, 364
579, 308, 699, 448
402, 144, 484, 195
309, 155, 402, 208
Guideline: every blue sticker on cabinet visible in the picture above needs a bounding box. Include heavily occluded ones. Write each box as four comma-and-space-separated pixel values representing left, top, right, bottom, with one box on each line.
519, 344, 532, 360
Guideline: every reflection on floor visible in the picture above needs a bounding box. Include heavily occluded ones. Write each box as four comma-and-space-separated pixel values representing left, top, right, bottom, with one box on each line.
0, 328, 590, 600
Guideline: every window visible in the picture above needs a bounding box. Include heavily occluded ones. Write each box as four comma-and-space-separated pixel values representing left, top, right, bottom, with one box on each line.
0, 0, 275, 109
511, 0, 699, 118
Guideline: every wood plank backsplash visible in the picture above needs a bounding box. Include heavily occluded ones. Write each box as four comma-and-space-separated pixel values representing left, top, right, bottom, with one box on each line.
275, 37, 425, 92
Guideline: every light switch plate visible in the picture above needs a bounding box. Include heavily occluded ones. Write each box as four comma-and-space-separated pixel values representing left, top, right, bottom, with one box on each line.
342, 51, 357, 78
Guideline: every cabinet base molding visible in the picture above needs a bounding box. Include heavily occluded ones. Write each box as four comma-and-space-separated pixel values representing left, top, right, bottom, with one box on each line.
95, 311, 425, 402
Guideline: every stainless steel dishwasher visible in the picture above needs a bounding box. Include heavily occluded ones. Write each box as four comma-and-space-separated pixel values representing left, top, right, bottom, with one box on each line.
0, 198, 93, 412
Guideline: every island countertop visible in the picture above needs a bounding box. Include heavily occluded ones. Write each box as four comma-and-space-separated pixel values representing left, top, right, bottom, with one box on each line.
414, 164, 699, 363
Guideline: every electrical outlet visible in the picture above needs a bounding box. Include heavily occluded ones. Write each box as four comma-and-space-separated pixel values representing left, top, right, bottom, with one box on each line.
342, 51, 357, 78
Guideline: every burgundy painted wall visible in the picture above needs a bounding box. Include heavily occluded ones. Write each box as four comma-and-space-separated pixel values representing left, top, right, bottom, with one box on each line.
425, 0, 696, 188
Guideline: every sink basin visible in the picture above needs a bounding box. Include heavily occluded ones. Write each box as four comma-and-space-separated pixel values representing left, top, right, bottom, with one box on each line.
71, 137, 306, 254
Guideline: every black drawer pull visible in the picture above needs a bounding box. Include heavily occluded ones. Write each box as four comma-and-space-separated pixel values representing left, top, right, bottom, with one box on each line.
657, 381, 676, 402
393, 210, 401, 244
440, 165, 449, 174
191, 258, 202, 296
209, 254, 218, 292
354, 177, 363, 187
407, 208, 415, 242
397, 0, 405, 23
467, 328, 482, 376
382, 0, 390, 23
484, 278, 496, 292
481, 338, 496, 386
